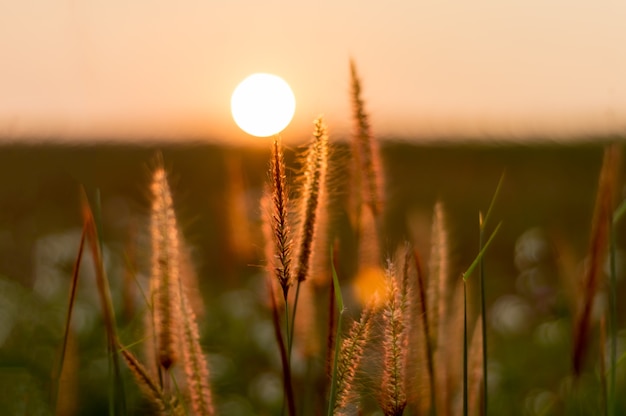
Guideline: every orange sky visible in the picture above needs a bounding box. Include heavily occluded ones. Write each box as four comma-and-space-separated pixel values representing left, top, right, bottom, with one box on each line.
1, 1, 625, 144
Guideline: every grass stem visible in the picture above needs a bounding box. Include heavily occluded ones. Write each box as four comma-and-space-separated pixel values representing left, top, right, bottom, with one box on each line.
479, 226, 488, 416
608, 211, 618, 416
268, 277, 296, 416
479, 173, 503, 416
82, 188, 126, 416
463, 280, 468, 416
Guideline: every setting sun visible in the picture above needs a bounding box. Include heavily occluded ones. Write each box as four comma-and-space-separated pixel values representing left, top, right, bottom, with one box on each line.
230, 73, 296, 137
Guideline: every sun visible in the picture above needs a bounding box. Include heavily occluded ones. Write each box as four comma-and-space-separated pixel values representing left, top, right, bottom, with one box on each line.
231, 73, 296, 137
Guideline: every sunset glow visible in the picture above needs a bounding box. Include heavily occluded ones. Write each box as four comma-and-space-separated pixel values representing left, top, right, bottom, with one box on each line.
1, 2, 625, 142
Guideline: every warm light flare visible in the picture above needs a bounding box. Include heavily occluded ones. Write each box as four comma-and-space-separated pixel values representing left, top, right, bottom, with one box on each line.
231, 73, 296, 137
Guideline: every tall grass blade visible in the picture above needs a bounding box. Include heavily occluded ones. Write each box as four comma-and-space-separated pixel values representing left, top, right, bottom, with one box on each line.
464, 217, 502, 416
608, 218, 617, 416
612, 198, 626, 225
81, 188, 126, 416
54, 223, 86, 415
608, 146, 623, 416
480, 173, 504, 232
463, 222, 502, 282
477, 173, 503, 415
325, 245, 338, 380
573, 144, 621, 376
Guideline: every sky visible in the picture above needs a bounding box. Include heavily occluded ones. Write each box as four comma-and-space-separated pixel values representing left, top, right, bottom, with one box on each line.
1, 1, 625, 144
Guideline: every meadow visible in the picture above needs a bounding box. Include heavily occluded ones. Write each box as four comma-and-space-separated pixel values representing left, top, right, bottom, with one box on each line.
0, 71, 624, 416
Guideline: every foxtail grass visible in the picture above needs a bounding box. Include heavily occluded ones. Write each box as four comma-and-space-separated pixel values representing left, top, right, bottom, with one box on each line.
379, 263, 409, 416
290, 117, 329, 368
333, 303, 374, 415
293, 117, 329, 284
349, 59, 384, 221
573, 144, 621, 377
118, 344, 168, 413
150, 167, 182, 371
178, 287, 214, 416
117, 164, 217, 416
267, 135, 294, 299
292, 118, 329, 286
262, 135, 297, 415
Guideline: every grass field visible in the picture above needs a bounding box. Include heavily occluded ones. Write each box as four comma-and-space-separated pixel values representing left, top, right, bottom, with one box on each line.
0, 138, 623, 415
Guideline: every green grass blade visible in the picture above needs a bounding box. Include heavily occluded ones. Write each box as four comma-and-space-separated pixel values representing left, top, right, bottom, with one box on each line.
476, 174, 503, 416
612, 198, 626, 225
463, 222, 502, 282
481, 172, 505, 231
327, 247, 345, 416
